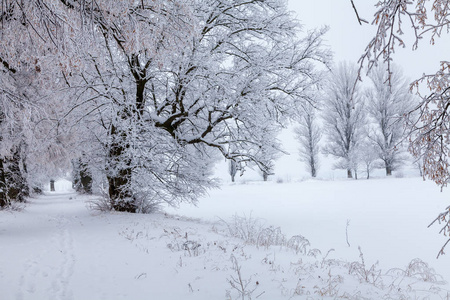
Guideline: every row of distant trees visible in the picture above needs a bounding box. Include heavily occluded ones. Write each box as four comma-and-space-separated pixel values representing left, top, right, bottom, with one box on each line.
295, 62, 416, 180
227, 62, 415, 182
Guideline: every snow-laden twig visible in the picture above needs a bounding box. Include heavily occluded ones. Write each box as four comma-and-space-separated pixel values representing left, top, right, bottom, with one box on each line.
346, 219, 351, 247
228, 255, 259, 300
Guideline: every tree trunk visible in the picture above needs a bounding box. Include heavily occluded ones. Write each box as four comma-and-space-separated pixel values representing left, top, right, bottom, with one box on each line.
107, 124, 136, 213
6, 148, 27, 202
79, 165, 93, 194
73, 157, 93, 194
386, 165, 392, 176
263, 172, 268, 182
21, 157, 30, 197
347, 169, 352, 179
0, 147, 29, 206
107, 168, 134, 212
50, 180, 55, 192
105, 55, 147, 213
229, 159, 237, 183
72, 163, 80, 191
0, 159, 7, 207
311, 165, 316, 178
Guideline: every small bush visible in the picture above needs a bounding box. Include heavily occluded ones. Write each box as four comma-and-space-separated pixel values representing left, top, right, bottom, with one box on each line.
287, 235, 310, 255
348, 246, 382, 287
220, 214, 286, 249
163, 227, 202, 257
87, 186, 161, 213
386, 258, 443, 283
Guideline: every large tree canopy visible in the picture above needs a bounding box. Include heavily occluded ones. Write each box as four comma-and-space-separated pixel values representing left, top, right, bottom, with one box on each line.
0, 0, 330, 211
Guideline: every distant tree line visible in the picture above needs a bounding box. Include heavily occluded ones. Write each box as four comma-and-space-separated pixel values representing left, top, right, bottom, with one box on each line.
296, 62, 415, 179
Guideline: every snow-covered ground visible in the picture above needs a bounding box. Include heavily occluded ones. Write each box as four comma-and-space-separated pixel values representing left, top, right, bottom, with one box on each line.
1, 177, 450, 299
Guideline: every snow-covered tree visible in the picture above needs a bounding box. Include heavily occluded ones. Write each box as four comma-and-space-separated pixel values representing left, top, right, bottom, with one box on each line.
295, 104, 321, 178
356, 0, 450, 185
0, 1, 75, 206
356, 0, 450, 257
366, 65, 413, 176
322, 62, 366, 179
358, 140, 378, 179
229, 160, 238, 183
59, 0, 329, 211
0, 0, 329, 211
257, 125, 283, 182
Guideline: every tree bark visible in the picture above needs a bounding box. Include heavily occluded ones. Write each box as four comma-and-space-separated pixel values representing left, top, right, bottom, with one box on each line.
0, 146, 29, 206
107, 123, 136, 212
79, 165, 93, 194
21, 157, 29, 197
347, 169, 353, 179
73, 157, 93, 194
107, 168, 134, 212
0, 159, 7, 207
5, 147, 27, 202
229, 159, 237, 183
386, 165, 392, 176
130, 54, 147, 117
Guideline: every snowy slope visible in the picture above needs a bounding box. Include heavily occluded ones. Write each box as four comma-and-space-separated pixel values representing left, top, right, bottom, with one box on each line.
1, 177, 449, 299
168, 177, 450, 279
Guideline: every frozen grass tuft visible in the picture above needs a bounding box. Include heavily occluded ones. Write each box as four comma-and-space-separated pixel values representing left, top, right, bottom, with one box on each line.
163, 227, 203, 257
87, 187, 161, 214
1, 201, 25, 212
287, 235, 311, 255
348, 246, 382, 287
219, 213, 286, 249
386, 258, 444, 283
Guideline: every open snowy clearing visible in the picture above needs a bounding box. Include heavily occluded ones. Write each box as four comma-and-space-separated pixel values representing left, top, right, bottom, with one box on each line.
1, 177, 450, 299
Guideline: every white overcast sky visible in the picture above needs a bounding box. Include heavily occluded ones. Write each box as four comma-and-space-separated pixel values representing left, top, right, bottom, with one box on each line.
287, 0, 449, 82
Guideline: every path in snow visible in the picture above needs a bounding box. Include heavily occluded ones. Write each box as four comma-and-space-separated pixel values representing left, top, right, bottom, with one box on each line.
2, 193, 81, 300
0, 191, 233, 300
0, 191, 140, 300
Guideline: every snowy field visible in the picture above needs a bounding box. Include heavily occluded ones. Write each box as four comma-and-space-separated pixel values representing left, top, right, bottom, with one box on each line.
1, 177, 450, 299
